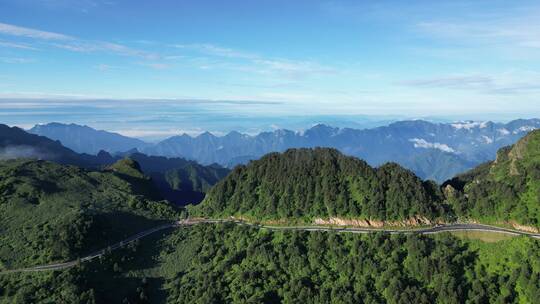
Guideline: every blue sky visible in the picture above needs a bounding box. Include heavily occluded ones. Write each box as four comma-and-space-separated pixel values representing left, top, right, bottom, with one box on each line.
1, 0, 540, 138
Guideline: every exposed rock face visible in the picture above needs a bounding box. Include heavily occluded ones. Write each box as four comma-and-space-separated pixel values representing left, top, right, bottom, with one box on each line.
313, 216, 436, 227
509, 221, 540, 233
443, 184, 457, 198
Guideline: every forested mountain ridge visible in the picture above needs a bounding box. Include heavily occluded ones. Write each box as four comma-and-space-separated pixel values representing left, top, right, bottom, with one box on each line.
192, 148, 447, 222
445, 129, 540, 230
126, 153, 230, 205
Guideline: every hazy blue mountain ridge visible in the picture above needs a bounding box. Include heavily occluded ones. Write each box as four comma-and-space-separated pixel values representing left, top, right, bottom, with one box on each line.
30, 122, 148, 155
144, 119, 540, 182
25, 119, 540, 182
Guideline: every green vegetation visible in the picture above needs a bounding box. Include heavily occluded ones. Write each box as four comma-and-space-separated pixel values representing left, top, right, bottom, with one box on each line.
0, 159, 178, 270
2, 130, 540, 303
450, 231, 515, 243
0, 270, 95, 303
445, 130, 540, 229
193, 148, 447, 222
3, 224, 538, 303
164, 163, 228, 194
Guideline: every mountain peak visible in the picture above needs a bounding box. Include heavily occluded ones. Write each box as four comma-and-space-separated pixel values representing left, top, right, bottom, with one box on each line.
197, 131, 216, 139
107, 158, 145, 179
224, 130, 245, 138
304, 124, 338, 137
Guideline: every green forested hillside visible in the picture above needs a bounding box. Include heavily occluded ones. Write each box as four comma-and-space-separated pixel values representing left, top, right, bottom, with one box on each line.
193, 148, 447, 222
163, 225, 540, 304
0, 159, 178, 270
3, 224, 538, 303
123, 153, 230, 205
445, 130, 540, 228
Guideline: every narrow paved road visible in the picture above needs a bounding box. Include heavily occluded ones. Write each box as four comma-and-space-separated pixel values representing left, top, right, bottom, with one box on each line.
1, 219, 539, 274
0, 223, 178, 274
210, 219, 540, 239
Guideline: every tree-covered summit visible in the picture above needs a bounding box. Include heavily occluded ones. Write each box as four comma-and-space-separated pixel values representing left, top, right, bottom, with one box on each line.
193, 148, 447, 222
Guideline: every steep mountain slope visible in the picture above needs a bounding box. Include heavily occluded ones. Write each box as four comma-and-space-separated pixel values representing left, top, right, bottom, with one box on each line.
0, 159, 178, 270
193, 148, 447, 222
29, 123, 148, 154
143, 119, 540, 182
445, 130, 540, 230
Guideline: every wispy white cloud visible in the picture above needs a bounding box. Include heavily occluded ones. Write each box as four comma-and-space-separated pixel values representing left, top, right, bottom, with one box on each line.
0, 22, 72, 40
0, 22, 160, 63
399, 72, 540, 95
175, 43, 334, 78
52, 41, 159, 59
94, 63, 121, 71
0, 22, 332, 77
0, 57, 34, 64
416, 9, 540, 50
0, 40, 37, 50
409, 138, 456, 153
400, 75, 493, 89
174, 43, 257, 59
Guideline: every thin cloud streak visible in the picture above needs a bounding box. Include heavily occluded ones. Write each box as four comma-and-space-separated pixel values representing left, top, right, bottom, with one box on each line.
0, 97, 284, 108
0, 40, 37, 50
399, 73, 540, 95
174, 43, 335, 78
0, 22, 159, 61
0, 22, 72, 40
0, 22, 333, 79
0, 57, 34, 64
416, 11, 540, 50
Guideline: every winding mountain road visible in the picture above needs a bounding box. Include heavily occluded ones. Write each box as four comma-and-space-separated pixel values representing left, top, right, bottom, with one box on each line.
1, 219, 539, 274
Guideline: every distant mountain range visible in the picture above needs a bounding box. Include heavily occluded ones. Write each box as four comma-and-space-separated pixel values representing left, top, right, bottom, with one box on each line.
1, 124, 229, 205
27, 119, 540, 182
30, 122, 148, 154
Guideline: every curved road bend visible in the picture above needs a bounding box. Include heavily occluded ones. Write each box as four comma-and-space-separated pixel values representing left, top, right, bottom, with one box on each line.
1, 219, 539, 274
